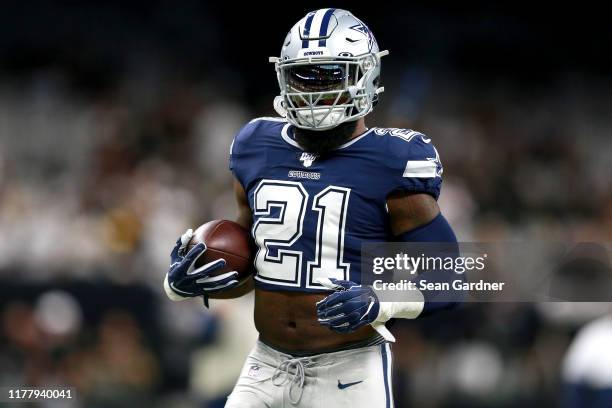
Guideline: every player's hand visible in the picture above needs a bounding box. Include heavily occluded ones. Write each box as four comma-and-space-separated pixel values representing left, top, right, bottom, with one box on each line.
164, 229, 240, 305
315, 278, 380, 333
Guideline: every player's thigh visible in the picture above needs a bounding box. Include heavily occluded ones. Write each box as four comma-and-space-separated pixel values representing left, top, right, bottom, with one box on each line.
225, 350, 277, 408
317, 343, 394, 408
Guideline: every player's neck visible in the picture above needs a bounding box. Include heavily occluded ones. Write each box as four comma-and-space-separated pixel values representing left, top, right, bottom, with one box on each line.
350, 119, 368, 140
292, 118, 368, 155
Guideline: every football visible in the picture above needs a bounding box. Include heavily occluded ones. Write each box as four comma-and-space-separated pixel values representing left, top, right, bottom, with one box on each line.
187, 220, 253, 280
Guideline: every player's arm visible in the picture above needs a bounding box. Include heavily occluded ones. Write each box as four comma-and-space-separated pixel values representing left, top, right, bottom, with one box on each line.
385, 191, 462, 318
233, 178, 253, 230
317, 192, 461, 334
317, 133, 461, 334
207, 179, 255, 298
387, 191, 440, 236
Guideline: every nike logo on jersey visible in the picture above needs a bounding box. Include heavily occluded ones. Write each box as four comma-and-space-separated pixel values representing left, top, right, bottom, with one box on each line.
338, 380, 363, 389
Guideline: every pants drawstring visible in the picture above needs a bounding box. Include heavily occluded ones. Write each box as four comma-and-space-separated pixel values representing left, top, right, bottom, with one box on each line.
271, 356, 315, 405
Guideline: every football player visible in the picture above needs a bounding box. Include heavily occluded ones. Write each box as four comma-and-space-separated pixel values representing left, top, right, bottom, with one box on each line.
165, 9, 460, 407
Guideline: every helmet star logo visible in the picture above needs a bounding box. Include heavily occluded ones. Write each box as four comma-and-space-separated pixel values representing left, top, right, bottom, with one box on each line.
349, 23, 374, 51
349, 23, 368, 35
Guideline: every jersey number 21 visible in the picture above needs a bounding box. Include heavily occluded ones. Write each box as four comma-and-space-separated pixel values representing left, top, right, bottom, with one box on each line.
252, 180, 350, 288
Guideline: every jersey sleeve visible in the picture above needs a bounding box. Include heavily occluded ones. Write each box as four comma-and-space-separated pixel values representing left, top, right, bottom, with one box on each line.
228, 119, 261, 188
384, 131, 443, 200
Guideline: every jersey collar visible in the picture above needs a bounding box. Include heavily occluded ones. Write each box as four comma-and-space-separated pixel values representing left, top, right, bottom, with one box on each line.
281, 123, 374, 151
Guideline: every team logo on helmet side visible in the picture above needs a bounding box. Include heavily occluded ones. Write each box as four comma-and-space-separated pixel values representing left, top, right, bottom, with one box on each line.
349, 23, 375, 52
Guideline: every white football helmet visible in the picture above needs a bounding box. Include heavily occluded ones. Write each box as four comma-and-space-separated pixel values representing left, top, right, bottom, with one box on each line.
270, 9, 388, 130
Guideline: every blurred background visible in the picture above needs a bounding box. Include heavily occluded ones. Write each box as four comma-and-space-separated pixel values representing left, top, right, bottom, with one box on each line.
0, 1, 611, 407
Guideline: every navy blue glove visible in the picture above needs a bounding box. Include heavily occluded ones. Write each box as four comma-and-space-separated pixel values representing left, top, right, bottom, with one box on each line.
316, 278, 380, 333
164, 229, 240, 307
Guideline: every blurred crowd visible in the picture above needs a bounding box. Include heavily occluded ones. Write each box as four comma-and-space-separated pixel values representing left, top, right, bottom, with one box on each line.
1, 2, 611, 407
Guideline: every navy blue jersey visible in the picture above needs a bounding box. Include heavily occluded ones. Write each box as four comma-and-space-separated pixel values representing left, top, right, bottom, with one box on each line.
230, 117, 443, 292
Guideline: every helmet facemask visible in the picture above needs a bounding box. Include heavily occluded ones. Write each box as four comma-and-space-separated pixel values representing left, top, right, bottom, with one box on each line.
272, 53, 385, 130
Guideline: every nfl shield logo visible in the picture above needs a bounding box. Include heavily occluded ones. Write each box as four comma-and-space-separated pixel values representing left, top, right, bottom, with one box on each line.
248, 364, 261, 378
300, 152, 318, 168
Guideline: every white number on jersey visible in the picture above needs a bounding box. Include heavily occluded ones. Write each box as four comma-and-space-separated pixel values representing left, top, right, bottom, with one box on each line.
252, 180, 350, 288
